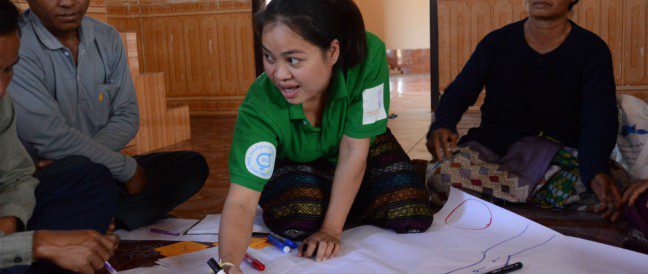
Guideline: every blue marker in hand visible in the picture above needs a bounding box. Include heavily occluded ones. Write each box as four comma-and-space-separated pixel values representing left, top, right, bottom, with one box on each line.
267, 234, 291, 253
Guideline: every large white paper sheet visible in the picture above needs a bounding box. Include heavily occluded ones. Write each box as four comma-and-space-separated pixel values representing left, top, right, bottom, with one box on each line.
118, 265, 177, 274
186, 207, 270, 235
144, 188, 648, 273
115, 218, 218, 242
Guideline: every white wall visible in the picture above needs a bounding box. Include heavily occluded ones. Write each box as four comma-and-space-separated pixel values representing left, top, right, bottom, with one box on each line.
265, 0, 431, 49
355, 0, 430, 49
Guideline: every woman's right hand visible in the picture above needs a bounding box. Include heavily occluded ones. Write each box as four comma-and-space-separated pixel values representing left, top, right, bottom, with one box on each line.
298, 228, 342, 262
426, 127, 459, 161
218, 184, 262, 274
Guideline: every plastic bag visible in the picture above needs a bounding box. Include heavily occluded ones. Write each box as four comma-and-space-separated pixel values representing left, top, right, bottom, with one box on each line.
612, 94, 648, 181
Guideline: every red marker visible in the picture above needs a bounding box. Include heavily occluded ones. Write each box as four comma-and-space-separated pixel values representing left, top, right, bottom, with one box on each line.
243, 253, 265, 271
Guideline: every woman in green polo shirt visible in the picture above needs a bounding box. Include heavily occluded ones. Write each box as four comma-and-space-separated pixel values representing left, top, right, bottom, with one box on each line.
218, 0, 433, 271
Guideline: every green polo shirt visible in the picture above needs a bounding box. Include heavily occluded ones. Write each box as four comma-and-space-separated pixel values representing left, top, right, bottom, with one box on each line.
229, 32, 389, 191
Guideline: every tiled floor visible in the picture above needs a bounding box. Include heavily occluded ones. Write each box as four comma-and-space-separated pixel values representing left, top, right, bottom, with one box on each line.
386, 74, 482, 161
165, 73, 478, 219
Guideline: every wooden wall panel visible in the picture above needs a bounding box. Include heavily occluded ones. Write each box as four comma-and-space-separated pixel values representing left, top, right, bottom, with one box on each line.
492, 1, 514, 29
236, 13, 256, 97
438, 0, 647, 91
107, 0, 255, 116
215, 14, 241, 97
183, 16, 205, 96
571, 0, 624, 84
438, 1, 471, 89
468, 1, 493, 48
12, 0, 108, 22
199, 16, 223, 97
623, 0, 648, 85
167, 20, 188, 95
438, 0, 526, 88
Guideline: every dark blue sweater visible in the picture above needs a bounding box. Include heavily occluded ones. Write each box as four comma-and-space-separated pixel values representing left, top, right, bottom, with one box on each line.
429, 19, 618, 186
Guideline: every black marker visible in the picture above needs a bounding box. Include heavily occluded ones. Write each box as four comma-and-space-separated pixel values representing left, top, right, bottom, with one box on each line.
207, 258, 224, 274
484, 262, 523, 274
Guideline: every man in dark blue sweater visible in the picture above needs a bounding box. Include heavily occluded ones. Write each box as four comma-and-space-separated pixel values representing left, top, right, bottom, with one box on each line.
427, 0, 622, 220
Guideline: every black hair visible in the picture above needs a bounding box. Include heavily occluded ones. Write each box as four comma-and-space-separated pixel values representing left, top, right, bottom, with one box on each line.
0, 0, 21, 36
254, 0, 368, 70
569, 0, 580, 11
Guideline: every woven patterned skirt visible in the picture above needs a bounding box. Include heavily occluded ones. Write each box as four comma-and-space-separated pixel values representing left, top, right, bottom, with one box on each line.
426, 137, 630, 210
259, 129, 434, 240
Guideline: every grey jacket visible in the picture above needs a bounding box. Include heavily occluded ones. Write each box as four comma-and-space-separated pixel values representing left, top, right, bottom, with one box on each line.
8, 10, 140, 182
0, 95, 39, 268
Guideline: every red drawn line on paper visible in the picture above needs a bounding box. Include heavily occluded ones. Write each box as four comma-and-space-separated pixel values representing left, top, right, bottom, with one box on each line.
445, 199, 493, 230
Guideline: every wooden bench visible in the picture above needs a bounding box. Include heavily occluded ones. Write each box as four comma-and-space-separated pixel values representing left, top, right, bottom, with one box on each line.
119, 33, 192, 155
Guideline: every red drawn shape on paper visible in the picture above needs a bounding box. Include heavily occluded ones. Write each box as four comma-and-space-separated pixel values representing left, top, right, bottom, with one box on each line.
445, 199, 493, 230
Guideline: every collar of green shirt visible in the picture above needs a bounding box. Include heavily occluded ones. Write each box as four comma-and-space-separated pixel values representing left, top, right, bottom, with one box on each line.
27, 9, 95, 51
287, 69, 349, 120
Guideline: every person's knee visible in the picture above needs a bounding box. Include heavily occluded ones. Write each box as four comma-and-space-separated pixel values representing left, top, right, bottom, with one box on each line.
186, 151, 209, 186
383, 203, 434, 234
85, 162, 115, 190
371, 185, 434, 233
170, 151, 208, 191
263, 201, 326, 240
35, 155, 94, 181
264, 204, 325, 241
35, 156, 113, 193
29, 160, 116, 233
83, 162, 118, 206
176, 151, 208, 198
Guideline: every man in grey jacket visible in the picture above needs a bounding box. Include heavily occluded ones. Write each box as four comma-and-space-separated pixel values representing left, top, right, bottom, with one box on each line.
8, 0, 209, 231
0, 1, 119, 273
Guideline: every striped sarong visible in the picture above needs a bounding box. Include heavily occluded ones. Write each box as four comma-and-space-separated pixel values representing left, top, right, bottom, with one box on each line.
260, 129, 434, 240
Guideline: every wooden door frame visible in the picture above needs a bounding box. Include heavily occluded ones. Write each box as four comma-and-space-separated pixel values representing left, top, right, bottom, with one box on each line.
252, 0, 265, 76
430, 0, 440, 112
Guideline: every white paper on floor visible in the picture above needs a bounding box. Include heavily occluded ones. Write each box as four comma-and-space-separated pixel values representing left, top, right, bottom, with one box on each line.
115, 218, 218, 242
155, 188, 648, 273
186, 206, 270, 235
117, 265, 177, 274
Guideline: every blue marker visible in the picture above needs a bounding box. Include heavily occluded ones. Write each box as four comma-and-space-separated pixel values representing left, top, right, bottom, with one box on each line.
269, 232, 298, 249
267, 234, 291, 253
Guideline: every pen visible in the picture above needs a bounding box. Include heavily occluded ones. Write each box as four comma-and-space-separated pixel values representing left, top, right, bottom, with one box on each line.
485, 262, 523, 274
243, 253, 266, 271
104, 261, 118, 274
269, 232, 298, 249
207, 258, 225, 274
149, 228, 180, 236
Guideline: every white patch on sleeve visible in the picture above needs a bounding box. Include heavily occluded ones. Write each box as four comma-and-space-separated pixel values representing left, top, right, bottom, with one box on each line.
362, 84, 388, 125
245, 142, 276, 179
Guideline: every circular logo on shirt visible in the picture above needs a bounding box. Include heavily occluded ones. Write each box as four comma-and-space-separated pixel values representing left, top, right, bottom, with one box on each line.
245, 142, 276, 179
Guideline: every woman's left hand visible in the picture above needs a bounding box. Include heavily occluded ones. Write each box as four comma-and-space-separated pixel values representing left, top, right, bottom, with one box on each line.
298, 228, 342, 262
